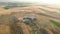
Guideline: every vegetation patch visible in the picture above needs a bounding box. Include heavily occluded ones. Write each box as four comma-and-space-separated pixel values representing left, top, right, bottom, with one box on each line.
3, 7, 9, 10
49, 20, 60, 28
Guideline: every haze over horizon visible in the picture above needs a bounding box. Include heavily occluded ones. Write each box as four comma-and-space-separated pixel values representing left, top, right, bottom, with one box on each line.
0, 0, 60, 7
0, 0, 60, 5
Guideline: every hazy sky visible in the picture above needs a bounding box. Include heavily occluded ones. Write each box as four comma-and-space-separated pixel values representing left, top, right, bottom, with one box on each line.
0, 0, 60, 4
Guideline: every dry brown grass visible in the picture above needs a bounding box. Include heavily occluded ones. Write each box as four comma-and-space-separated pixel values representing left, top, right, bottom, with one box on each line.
0, 5, 60, 34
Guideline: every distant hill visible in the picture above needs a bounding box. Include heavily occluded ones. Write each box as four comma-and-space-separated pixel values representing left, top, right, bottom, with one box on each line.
0, 2, 33, 6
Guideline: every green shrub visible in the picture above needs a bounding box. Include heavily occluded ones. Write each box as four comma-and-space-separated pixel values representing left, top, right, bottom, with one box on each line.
4, 7, 9, 10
